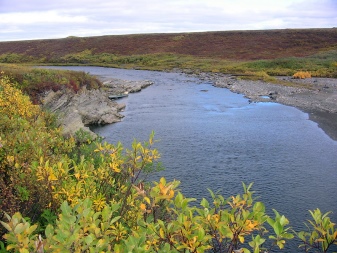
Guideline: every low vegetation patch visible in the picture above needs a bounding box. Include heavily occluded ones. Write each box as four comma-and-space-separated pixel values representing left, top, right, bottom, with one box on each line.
293, 71, 312, 79
0, 64, 101, 104
1, 49, 336, 83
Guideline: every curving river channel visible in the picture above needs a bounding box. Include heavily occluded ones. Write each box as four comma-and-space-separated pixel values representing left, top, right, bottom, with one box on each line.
46, 66, 337, 241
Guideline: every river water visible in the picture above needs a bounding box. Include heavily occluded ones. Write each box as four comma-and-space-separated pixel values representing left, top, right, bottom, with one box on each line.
45, 66, 337, 242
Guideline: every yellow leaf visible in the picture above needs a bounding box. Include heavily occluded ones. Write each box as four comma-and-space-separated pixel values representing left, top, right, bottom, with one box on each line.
48, 174, 57, 181
7, 155, 14, 164
239, 235, 245, 243
159, 228, 165, 238
144, 197, 151, 204
213, 214, 219, 223
110, 163, 121, 173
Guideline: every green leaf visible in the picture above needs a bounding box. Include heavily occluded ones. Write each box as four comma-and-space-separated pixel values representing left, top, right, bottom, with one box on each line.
110, 216, 121, 225
13, 223, 28, 234
102, 206, 112, 221
274, 221, 283, 235
60, 201, 71, 216
282, 232, 294, 239
110, 203, 120, 213
0, 221, 12, 232
266, 217, 275, 227
207, 189, 215, 199
197, 227, 205, 240
19, 249, 29, 253
45, 224, 54, 238
253, 202, 265, 213
200, 198, 209, 208
26, 224, 37, 235
181, 199, 188, 210
84, 234, 94, 245
174, 192, 183, 208
82, 207, 92, 218
279, 215, 288, 226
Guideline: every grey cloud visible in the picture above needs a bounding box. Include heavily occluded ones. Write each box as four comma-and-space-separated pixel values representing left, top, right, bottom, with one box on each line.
0, 0, 336, 41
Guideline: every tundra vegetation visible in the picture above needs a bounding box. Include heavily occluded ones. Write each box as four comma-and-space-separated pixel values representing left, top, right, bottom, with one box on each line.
0, 50, 337, 82
1, 68, 337, 252
0, 29, 336, 84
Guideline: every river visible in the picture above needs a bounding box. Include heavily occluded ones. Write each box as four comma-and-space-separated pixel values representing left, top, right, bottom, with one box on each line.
44, 66, 337, 247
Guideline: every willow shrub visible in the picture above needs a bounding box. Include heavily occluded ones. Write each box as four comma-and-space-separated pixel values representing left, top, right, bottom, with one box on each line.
0, 73, 163, 240
0, 65, 102, 104
3, 180, 337, 252
0, 73, 76, 235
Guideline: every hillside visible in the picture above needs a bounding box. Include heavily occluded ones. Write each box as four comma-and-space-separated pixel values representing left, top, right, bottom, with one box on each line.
0, 28, 336, 61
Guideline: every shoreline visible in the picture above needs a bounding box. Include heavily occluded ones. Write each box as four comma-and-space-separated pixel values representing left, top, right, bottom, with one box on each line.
196, 73, 337, 141
43, 65, 337, 142
42, 77, 153, 138
96, 70, 337, 141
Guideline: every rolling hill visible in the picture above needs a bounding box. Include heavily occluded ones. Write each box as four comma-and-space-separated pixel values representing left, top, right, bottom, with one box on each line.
0, 28, 336, 61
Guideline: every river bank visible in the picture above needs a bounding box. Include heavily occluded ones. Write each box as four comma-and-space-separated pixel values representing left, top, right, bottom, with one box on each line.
41, 65, 337, 141
42, 77, 153, 137
193, 72, 337, 141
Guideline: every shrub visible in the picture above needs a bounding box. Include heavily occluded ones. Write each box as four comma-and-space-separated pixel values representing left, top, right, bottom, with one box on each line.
3, 180, 337, 252
0, 74, 163, 241
293, 71, 312, 79
0, 65, 102, 104
0, 75, 76, 237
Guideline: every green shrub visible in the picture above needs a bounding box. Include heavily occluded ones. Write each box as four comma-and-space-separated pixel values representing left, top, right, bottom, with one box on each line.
0, 65, 102, 104
2, 181, 337, 252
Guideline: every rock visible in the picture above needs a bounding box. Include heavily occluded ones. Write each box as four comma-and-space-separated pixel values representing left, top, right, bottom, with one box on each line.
41, 77, 154, 138
103, 79, 153, 94
41, 87, 124, 137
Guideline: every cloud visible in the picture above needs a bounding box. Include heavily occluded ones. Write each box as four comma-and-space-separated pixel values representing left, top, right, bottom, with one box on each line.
0, 0, 335, 41
0, 11, 87, 25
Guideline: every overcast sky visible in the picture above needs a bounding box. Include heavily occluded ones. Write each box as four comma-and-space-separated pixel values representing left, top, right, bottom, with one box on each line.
0, 0, 336, 42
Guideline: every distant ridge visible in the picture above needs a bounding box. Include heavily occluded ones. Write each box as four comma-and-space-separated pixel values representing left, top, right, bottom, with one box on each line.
0, 28, 336, 61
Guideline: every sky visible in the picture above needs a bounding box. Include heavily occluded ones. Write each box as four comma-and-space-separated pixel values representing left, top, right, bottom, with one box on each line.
0, 0, 336, 42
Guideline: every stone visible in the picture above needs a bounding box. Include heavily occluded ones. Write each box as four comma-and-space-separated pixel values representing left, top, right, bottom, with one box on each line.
41, 78, 153, 138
